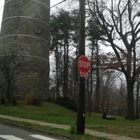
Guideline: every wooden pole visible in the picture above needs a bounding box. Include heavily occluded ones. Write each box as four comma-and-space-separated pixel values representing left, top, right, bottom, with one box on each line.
77, 0, 85, 134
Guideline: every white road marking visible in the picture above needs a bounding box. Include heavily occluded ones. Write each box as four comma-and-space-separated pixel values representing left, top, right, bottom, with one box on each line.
0, 135, 24, 140
30, 135, 57, 140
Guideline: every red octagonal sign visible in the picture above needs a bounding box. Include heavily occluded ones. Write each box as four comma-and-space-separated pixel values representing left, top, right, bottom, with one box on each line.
78, 55, 90, 74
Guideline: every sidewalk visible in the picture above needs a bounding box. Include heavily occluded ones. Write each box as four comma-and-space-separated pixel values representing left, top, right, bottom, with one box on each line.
0, 114, 139, 140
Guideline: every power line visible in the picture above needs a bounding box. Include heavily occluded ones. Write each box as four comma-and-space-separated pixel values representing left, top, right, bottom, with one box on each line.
0, 0, 67, 38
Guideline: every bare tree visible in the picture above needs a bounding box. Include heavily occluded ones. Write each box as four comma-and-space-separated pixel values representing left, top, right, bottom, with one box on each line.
87, 0, 140, 119
0, 51, 25, 103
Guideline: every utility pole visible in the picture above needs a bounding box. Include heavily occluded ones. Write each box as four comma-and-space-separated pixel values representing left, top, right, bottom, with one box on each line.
77, 0, 85, 134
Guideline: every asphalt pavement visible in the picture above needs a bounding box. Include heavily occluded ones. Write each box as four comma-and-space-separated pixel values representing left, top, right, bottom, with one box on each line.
0, 123, 58, 140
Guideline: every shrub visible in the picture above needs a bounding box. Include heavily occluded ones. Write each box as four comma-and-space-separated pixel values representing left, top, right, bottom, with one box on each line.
70, 125, 76, 134
24, 95, 42, 106
12, 98, 17, 106
47, 97, 53, 102
55, 97, 77, 111
1, 98, 5, 105
24, 95, 32, 105
30, 98, 42, 106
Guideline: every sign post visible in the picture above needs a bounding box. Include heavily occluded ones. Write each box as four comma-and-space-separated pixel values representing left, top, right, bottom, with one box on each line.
78, 55, 90, 78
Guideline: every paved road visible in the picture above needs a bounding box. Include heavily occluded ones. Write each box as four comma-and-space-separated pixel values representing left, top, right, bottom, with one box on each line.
0, 123, 58, 140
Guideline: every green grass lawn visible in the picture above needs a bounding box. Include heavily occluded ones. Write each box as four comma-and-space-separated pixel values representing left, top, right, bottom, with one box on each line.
0, 100, 140, 139
0, 101, 77, 124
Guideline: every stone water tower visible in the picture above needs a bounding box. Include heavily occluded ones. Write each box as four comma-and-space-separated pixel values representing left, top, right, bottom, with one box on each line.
0, 0, 50, 99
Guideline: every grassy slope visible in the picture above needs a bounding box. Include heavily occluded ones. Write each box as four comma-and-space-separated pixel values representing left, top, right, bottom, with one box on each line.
0, 101, 77, 124
0, 101, 140, 139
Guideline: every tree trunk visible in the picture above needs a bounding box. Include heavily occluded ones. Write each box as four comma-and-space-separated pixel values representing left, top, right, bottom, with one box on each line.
7, 93, 11, 103
125, 80, 136, 120
55, 47, 60, 98
94, 42, 100, 113
7, 85, 12, 103
136, 81, 139, 119
86, 79, 91, 116
63, 45, 67, 97
63, 39, 69, 97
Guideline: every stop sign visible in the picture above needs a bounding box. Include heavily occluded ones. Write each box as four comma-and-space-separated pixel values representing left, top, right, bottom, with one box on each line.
78, 55, 90, 73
